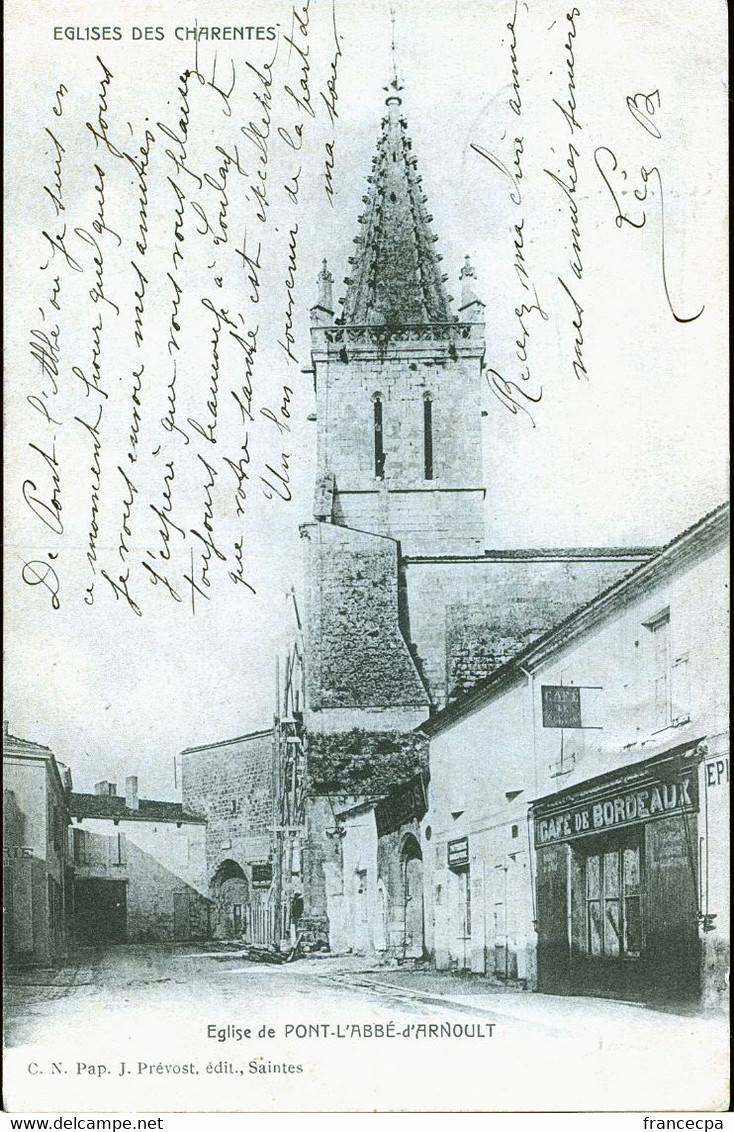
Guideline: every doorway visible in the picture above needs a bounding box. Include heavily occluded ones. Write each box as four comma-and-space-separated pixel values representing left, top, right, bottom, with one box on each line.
400, 834, 424, 959
211, 859, 249, 939
74, 879, 127, 944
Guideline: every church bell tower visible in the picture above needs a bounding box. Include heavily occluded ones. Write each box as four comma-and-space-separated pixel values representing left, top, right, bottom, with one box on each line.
310, 71, 487, 557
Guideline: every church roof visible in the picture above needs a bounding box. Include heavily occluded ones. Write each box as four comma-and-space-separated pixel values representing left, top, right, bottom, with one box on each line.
340, 76, 454, 327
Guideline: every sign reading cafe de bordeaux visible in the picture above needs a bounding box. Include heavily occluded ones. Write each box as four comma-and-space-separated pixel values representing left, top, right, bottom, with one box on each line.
535, 770, 698, 848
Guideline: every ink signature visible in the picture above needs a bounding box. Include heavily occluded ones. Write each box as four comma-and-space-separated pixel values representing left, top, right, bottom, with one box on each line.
594, 89, 704, 324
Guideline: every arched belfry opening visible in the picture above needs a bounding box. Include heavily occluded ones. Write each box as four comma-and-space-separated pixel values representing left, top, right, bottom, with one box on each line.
423, 392, 434, 480
373, 392, 385, 479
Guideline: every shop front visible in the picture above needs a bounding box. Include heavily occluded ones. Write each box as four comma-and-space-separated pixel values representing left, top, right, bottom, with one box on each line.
531, 743, 704, 1005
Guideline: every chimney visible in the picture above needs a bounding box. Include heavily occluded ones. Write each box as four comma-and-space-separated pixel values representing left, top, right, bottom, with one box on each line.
95, 780, 109, 795
125, 775, 139, 811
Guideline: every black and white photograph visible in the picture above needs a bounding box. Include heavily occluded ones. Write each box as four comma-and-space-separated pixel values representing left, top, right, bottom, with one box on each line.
2, 0, 729, 1115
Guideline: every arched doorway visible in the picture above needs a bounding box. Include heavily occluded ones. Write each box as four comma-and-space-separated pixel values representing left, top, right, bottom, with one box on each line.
400, 834, 424, 959
212, 859, 249, 940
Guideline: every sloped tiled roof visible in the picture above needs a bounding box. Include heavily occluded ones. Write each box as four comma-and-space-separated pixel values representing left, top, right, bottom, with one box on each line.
422, 501, 729, 735
3, 730, 52, 753
70, 792, 205, 824
4, 729, 72, 799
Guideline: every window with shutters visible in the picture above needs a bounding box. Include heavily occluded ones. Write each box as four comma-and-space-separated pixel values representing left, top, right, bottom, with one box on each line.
644, 609, 672, 730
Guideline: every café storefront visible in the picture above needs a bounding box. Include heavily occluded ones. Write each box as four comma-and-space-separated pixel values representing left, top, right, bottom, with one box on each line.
530, 742, 704, 1004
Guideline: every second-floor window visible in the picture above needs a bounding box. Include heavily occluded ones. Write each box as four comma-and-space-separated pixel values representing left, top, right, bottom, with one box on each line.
644, 609, 672, 730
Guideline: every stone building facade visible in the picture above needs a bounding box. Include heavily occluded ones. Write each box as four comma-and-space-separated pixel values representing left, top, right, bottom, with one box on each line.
424, 503, 729, 1010
3, 725, 72, 967
288, 68, 657, 953
70, 776, 209, 944
180, 729, 275, 940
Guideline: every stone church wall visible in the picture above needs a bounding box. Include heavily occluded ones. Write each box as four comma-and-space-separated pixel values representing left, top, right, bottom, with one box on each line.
181, 730, 274, 885
306, 729, 428, 795
403, 555, 654, 707
302, 521, 429, 712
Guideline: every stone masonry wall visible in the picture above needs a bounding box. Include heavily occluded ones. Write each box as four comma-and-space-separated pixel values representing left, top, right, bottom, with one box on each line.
303, 522, 429, 712
124, 840, 210, 943
316, 351, 484, 496
377, 818, 425, 957
404, 556, 654, 707
302, 731, 427, 940
307, 729, 428, 795
181, 730, 274, 887
314, 349, 486, 556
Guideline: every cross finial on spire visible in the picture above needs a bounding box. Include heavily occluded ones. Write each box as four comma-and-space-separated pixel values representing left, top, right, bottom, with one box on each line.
390, 6, 397, 72
384, 5, 403, 103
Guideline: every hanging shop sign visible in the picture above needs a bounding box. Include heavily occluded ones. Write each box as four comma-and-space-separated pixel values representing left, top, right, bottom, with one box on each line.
447, 836, 469, 869
534, 768, 698, 848
251, 863, 273, 888
541, 685, 582, 728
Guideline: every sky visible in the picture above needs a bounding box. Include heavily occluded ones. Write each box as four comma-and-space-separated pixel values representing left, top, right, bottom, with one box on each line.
4, 0, 728, 798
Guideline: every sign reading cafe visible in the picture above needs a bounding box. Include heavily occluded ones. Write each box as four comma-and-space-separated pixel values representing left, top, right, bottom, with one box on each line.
534, 771, 699, 848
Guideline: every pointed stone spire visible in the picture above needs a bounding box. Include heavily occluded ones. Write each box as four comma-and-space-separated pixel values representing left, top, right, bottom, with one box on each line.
340, 22, 453, 327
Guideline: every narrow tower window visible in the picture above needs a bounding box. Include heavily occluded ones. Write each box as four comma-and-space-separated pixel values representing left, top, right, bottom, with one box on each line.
373, 393, 385, 478
423, 393, 434, 480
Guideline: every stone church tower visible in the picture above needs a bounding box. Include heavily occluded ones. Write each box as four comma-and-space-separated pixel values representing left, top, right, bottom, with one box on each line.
310, 74, 486, 558
286, 72, 654, 944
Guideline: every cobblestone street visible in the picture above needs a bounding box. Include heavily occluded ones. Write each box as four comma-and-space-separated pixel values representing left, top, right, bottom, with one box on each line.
4, 945, 728, 1112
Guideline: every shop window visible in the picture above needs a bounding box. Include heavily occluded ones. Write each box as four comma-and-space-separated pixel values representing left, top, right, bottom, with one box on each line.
584, 842, 642, 958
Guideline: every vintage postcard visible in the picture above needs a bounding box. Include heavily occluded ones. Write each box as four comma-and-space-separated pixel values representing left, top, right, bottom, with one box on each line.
2, 0, 729, 1115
